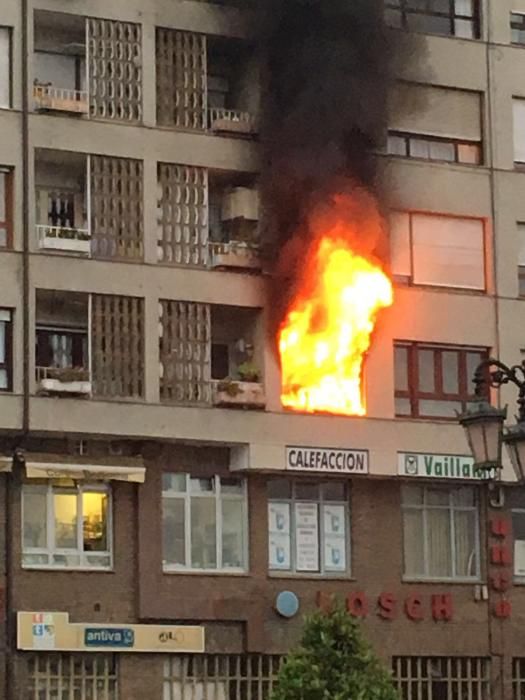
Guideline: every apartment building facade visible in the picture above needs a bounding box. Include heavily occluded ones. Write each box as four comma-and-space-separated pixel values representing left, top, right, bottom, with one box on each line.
1, 0, 525, 698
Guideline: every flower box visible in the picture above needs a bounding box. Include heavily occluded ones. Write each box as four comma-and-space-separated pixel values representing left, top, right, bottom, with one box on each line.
34, 85, 88, 115
213, 380, 266, 410
38, 378, 92, 396
37, 226, 91, 255
210, 242, 261, 272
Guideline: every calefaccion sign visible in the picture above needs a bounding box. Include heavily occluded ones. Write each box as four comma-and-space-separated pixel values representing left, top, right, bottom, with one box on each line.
286, 446, 369, 474
398, 452, 481, 480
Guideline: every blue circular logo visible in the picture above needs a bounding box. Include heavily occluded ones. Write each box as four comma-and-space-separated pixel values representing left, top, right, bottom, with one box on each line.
275, 591, 300, 619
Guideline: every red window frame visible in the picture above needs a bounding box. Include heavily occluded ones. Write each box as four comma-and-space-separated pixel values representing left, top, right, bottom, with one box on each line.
394, 342, 489, 419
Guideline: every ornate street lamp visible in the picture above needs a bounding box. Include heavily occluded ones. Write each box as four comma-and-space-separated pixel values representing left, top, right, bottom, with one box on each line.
458, 358, 525, 481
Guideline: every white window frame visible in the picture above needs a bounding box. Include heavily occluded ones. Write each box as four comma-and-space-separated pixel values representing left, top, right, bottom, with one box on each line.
268, 480, 351, 576
402, 485, 480, 582
162, 473, 248, 574
22, 481, 112, 570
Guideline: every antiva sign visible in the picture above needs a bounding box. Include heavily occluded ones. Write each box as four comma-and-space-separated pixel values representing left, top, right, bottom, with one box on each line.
286, 446, 369, 474
398, 452, 481, 480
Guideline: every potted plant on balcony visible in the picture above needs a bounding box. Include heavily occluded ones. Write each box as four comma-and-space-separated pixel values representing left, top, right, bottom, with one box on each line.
37, 366, 92, 397
214, 362, 265, 410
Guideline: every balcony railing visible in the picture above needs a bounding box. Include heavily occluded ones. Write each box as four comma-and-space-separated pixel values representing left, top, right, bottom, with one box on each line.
36, 366, 92, 397
209, 240, 261, 271
37, 224, 91, 254
208, 108, 257, 136
33, 85, 88, 114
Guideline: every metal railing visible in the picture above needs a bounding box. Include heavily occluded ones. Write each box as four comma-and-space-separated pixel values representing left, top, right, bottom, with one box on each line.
36, 366, 91, 383
37, 224, 90, 246
208, 108, 257, 133
33, 84, 88, 113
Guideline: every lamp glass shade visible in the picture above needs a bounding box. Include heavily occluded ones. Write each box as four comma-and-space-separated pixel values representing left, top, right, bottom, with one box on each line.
458, 401, 506, 472
503, 423, 525, 482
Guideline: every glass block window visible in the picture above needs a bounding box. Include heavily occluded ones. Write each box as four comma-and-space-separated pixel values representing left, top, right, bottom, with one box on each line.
393, 657, 490, 700
27, 653, 117, 699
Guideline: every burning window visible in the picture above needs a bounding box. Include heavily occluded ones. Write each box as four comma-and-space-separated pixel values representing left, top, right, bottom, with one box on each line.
394, 342, 488, 419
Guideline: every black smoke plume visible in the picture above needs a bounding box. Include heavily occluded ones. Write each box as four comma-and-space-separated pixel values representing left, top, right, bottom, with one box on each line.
254, 0, 413, 334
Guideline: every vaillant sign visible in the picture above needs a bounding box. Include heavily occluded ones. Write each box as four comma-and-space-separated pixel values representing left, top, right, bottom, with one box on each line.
398, 452, 482, 480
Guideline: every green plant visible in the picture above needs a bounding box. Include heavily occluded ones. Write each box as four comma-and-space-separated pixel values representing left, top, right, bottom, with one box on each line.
217, 378, 243, 397
271, 600, 399, 700
237, 361, 261, 383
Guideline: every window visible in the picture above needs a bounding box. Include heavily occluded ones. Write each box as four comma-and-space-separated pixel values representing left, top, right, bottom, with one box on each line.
0, 309, 12, 391
513, 509, 525, 579
513, 659, 525, 699
387, 132, 482, 164
35, 326, 88, 370
388, 84, 482, 164
402, 484, 480, 580
164, 655, 281, 700
514, 98, 525, 165
394, 342, 487, 419
0, 168, 12, 246
511, 13, 525, 45
0, 27, 11, 109
391, 212, 485, 290
268, 479, 349, 575
385, 0, 480, 39
22, 482, 111, 569
28, 653, 117, 699
393, 657, 490, 700
162, 473, 248, 572
518, 223, 525, 297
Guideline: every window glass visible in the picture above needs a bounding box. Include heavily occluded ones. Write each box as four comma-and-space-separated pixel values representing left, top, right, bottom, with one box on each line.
0, 321, 4, 364
387, 135, 407, 156
408, 14, 451, 35
455, 0, 473, 16
409, 138, 431, 159
418, 349, 435, 392
23, 486, 47, 549
466, 351, 484, 394
457, 142, 480, 163
442, 351, 459, 394
429, 140, 456, 161
268, 478, 292, 500
513, 510, 525, 577
190, 498, 217, 569
22, 483, 111, 569
395, 397, 412, 415
402, 485, 479, 580
0, 28, 10, 109
0, 172, 5, 221
163, 474, 247, 572
513, 98, 525, 163
163, 472, 186, 493
54, 493, 77, 549
394, 346, 409, 391
268, 480, 349, 575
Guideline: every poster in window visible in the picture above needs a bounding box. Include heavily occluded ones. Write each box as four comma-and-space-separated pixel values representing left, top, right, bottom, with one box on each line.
295, 503, 319, 572
268, 503, 291, 569
323, 504, 346, 572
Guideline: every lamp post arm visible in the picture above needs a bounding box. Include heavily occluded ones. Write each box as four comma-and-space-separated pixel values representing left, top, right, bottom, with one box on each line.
473, 357, 525, 422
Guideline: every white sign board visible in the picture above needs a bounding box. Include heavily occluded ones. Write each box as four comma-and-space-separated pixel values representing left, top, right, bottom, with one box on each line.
398, 452, 481, 480
268, 502, 291, 569
286, 446, 368, 474
323, 504, 346, 572
295, 503, 319, 572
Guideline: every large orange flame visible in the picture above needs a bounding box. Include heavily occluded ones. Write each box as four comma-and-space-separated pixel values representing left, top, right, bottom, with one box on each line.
278, 195, 393, 416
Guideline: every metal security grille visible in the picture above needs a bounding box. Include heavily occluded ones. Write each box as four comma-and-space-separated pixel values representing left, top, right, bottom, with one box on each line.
513, 659, 525, 699
393, 657, 490, 700
159, 300, 211, 404
157, 163, 208, 266
87, 18, 142, 122
163, 655, 282, 700
156, 28, 207, 129
90, 155, 144, 260
27, 653, 117, 699
92, 294, 144, 399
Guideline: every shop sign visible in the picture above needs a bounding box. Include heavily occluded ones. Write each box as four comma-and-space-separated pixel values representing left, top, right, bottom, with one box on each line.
398, 452, 481, 480
18, 612, 205, 653
286, 446, 368, 474
317, 591, 454, 622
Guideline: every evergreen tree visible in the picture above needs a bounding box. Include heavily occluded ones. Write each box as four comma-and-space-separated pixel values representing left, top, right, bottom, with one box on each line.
271, 602, 399, 700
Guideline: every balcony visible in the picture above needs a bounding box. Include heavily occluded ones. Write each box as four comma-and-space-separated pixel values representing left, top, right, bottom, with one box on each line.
35, 150, 89, 255
207, 37, 258, 139
35, 291, 91, 398
33, 10, 87, 116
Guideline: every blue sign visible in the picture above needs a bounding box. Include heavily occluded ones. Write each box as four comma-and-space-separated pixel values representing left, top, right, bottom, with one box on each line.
84, 628, 135, 648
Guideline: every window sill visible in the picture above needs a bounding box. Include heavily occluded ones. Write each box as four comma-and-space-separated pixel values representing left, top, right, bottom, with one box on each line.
162, 568, 249, 577
22, 565, 114, 573
387, 27, 481, 43
269, 572, 354, 581
402, 576, 481, 585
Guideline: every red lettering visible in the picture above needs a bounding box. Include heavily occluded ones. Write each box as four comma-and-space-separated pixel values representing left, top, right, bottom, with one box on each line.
491, 518, 511, 538
378, 592, 397, 620
316, 592, 334, 613
491, 544, 512, 566
490, 571, 512, 592
493, 599, 512, 619
347, 591, 369, 618
405, 595, 424, 621
432, 594, 453, 621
